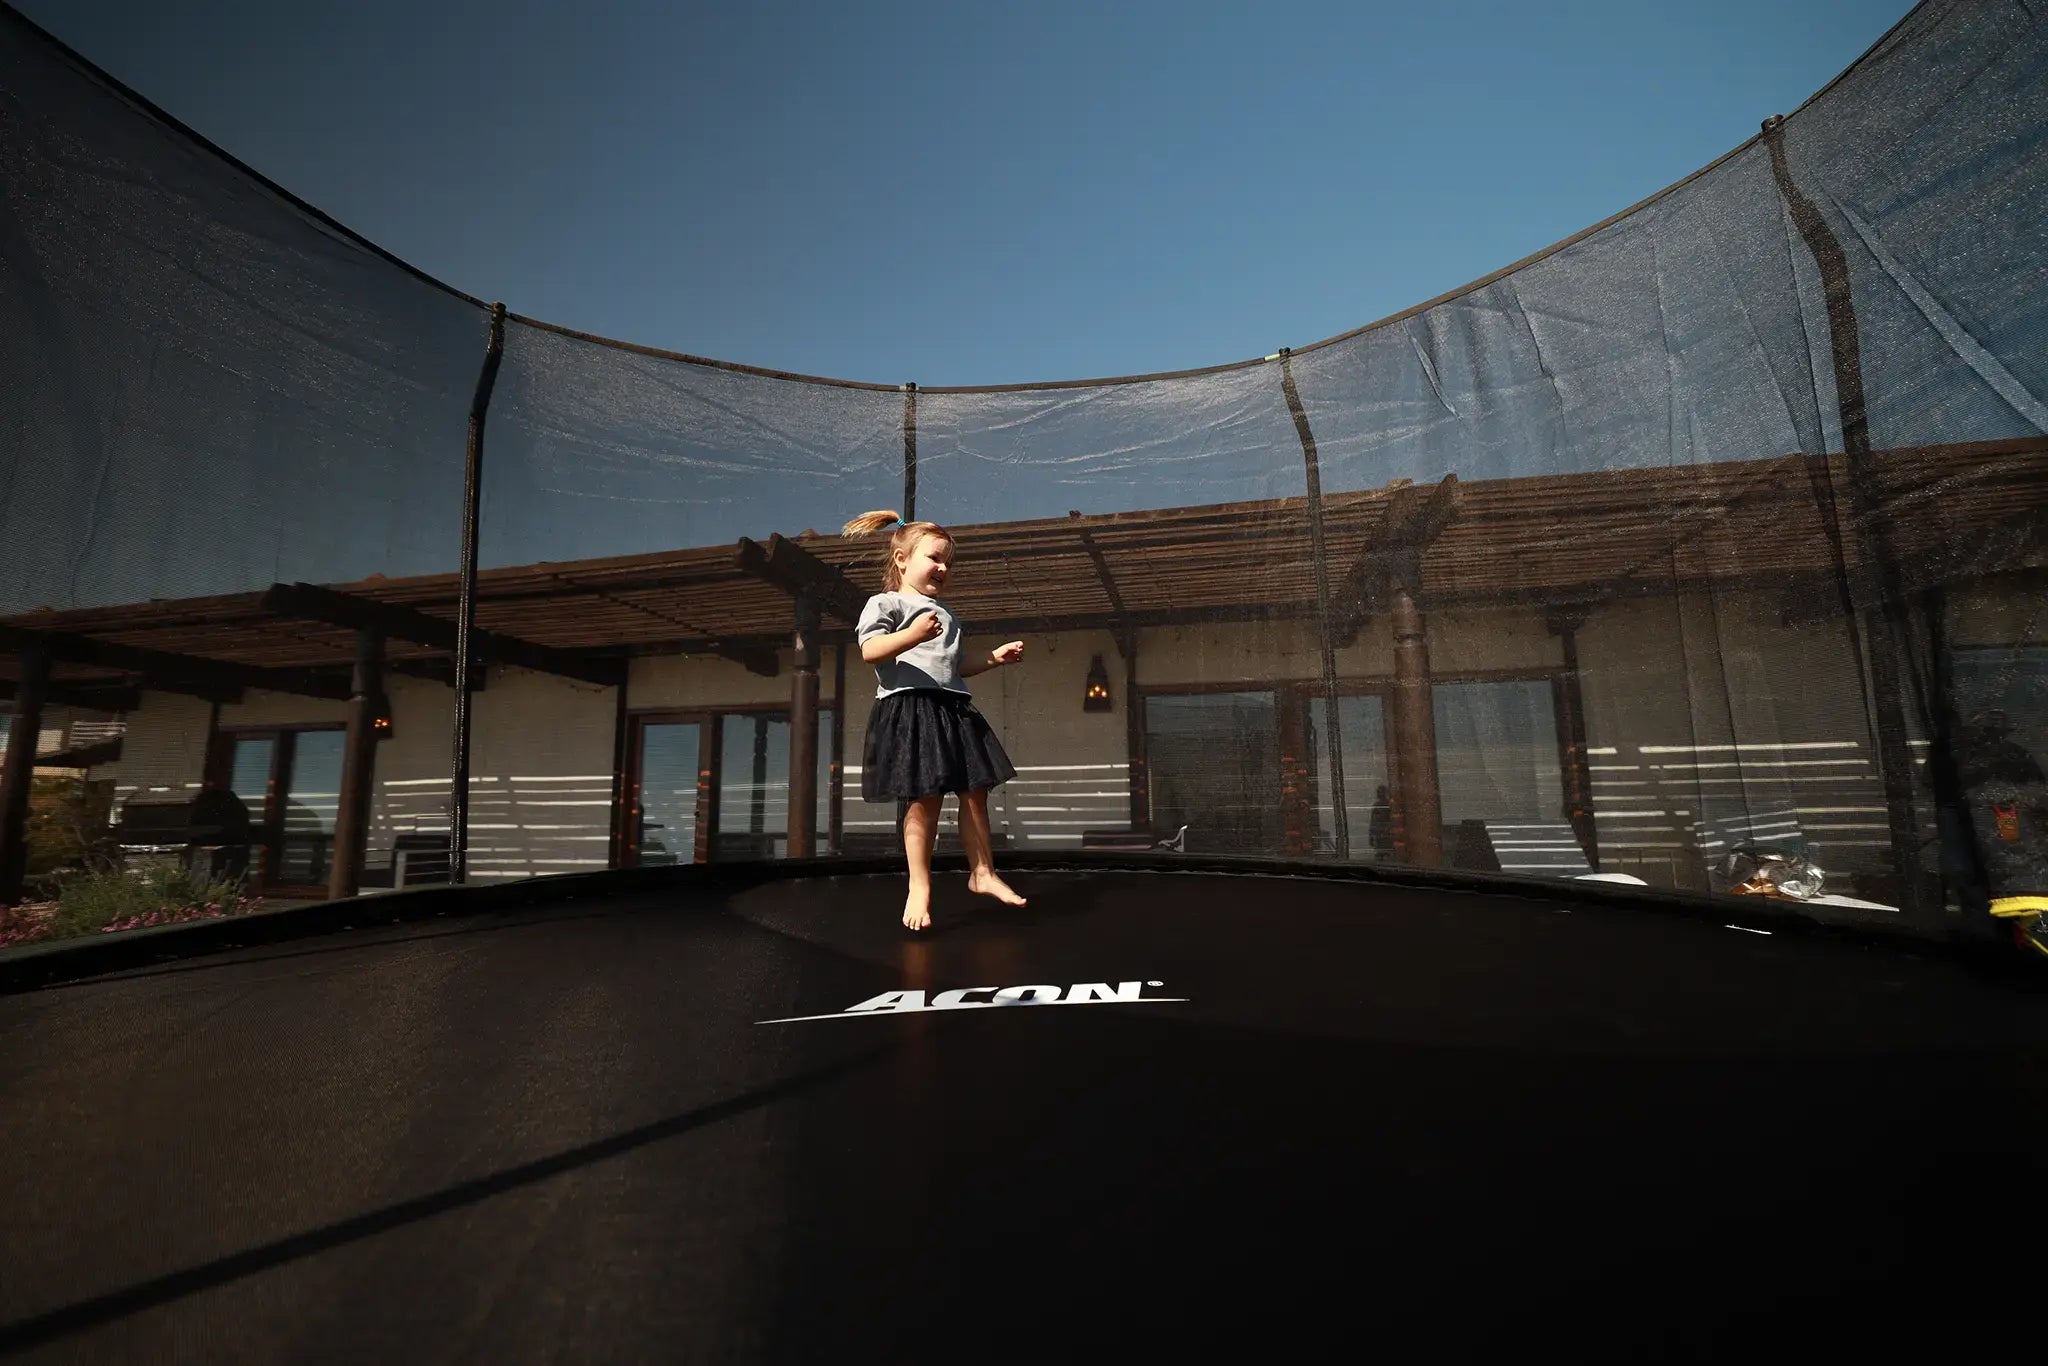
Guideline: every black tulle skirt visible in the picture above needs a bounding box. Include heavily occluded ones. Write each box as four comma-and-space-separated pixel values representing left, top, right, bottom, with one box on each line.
862, 689, 1017, 802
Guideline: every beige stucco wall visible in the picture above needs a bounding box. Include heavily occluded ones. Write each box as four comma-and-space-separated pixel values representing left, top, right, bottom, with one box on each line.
1948, 577, 2046, 646
363, 676, 455, 861
94, 692, 213, 801
93, 670, 617, 877
968, 628, 1129, 848
465, 668, 619, 881
1575, 590, 1889, 888
219, 690, 347, 728
1131, 608, 1560, 687
1, 704, 84, 765
629, 652, 798, 710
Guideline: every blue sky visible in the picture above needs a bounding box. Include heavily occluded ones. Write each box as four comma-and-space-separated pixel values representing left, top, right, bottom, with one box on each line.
17, 0, 1909, 387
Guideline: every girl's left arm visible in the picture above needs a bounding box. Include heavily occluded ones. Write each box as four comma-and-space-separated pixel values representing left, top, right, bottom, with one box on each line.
961, 639, 1026, 678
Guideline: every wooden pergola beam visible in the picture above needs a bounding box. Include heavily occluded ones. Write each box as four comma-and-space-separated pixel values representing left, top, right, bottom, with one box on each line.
386, 657, 487, 690
1068, 512, 1136, 654
260, 582, 623, 688
711, 644, 781, 678
733, 535, 867, 625
0, 678, 142, 713
1332, 475, 1464, 646
0, 624, 340, 702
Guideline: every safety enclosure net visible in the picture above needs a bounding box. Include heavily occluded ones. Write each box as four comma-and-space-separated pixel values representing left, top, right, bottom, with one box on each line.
2, 0, 2044, 942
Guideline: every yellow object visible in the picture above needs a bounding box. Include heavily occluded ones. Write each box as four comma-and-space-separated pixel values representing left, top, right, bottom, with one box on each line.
1989, 895, 2048, 918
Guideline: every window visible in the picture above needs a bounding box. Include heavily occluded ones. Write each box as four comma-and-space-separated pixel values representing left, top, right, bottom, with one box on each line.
1431, 678, 1581, 875
632, 721, 702, 867
623, 707, 837, 865
1304, 693, 1393, 861
209, 725, 348, 891
1144, 691, 1282, 855
714, 711, 834, 861
1951, 646, 2048, 779
1142, 674, 1577, 869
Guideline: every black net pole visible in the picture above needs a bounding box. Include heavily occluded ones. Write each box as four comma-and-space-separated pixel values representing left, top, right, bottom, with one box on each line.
1921, 585, 1988, 912
896, 383, 918, 838
1762, 117, 1928, 922
450, 303, 508, 884
1280, 350, 1350, 861
901, 382, 919, 521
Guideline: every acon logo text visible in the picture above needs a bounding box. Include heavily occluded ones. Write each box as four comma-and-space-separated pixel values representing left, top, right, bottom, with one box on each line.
758, 981, 1186, 1025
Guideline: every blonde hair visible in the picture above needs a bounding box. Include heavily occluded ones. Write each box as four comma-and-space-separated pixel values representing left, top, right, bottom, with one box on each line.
841, 509, 952, 591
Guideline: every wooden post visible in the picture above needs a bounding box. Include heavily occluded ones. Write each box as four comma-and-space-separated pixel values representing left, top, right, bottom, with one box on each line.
829, 642, 846, 854
1123, 632, 1147, 828
327, 629, 384, 900
0, 635, 52, 903
1388, 567, 1444, 868
787, 593, 821, 858
1277, 685, 1315, 856
1545, 605, 1600, 871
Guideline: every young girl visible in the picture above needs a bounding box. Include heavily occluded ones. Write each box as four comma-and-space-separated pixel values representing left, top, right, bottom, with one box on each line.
843, 509, 1027, 930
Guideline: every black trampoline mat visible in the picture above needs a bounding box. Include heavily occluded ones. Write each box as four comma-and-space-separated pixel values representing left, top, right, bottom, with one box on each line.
2, 869, 2043, 1361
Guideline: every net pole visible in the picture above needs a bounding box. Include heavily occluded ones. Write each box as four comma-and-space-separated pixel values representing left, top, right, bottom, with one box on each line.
450, 303, 507, 885
1921, 586, 1989, 913
1280, 350, 1351, 861
896, 383, 917, 839
1762, 117, 1928, 922
901, 382, 919, 521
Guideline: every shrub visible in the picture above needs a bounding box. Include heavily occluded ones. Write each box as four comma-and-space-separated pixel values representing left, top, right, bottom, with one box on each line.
25, 776, 117, 877
43, 862, 250, 940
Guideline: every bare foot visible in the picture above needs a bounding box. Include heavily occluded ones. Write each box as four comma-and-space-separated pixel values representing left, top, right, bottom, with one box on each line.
903, 887, 931, 931
967, 870, 1027, 906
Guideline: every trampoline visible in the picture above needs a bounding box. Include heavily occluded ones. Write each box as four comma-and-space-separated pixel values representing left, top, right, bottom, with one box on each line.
2, 860, 2043, 1361
5, 0, 2048, 1357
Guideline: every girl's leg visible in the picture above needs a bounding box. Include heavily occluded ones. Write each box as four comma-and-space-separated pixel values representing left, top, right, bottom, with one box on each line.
961, 789, 1027, 905
902, 795, 943, 930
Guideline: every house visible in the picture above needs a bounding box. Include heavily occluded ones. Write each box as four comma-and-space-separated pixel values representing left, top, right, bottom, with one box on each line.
3, 436, 2040, 917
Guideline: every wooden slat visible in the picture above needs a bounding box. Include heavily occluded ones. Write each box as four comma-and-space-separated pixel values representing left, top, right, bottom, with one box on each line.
0, 438, 2039, 674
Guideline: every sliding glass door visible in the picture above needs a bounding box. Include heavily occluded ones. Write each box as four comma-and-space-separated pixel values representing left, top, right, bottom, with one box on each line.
624, 708, 837, 865
212, 725, 347, 893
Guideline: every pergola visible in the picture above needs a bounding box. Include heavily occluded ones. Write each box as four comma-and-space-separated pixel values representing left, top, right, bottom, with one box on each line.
2, 436, 2041, 902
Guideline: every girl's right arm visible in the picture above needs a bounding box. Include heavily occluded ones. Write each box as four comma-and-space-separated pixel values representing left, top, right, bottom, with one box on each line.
860, 610, 943, 662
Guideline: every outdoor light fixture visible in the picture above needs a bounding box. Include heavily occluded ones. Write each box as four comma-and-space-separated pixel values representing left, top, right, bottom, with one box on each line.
373, 699, 394, 740
1083, 655, 1112, 712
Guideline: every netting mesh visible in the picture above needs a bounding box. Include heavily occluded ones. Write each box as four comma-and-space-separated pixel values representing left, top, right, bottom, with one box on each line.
1289, 142, 1829, 487
480, 322, 906, 566
2, 0, 2043, 943
0, 6, 484, 615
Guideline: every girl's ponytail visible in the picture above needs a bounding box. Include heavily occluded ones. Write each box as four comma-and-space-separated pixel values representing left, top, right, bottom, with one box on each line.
840, 509, 903, 537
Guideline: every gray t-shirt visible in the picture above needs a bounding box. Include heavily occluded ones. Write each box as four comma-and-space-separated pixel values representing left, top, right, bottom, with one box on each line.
855, 591, 969, 698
